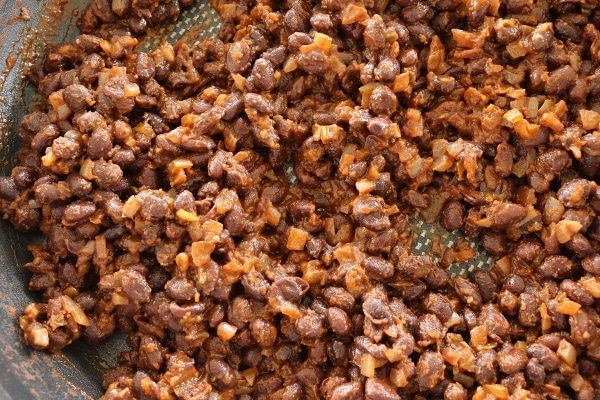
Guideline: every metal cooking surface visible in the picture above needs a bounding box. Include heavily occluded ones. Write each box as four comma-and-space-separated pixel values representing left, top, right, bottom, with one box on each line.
139, 0, 221, 50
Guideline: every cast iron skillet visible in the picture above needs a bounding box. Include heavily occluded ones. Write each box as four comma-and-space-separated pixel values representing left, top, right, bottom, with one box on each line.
0, 1, 125, 398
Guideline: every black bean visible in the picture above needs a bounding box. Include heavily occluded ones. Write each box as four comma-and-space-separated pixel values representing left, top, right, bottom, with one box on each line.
497, 343, 528, 374
475, 349, 497, 385
352, 196, 391, 231
282, 382, 304, 400
478, 304, 510, 340
31, 124, 60, 153
0, 177, 19, 201
295, 310, 326, 340
424, 292, 453, 323
415, 351, 445, 391
63, 200, 96, 224
498, 290, 518, 315
63, 84, 93, 112
444, 382, 467, 400
527, 343, 560, 371
323, 287, 355, 311
539, 255, 572, 279
441, 200, 466, 230
226, 39, 253, 73
518, 292, 540, 327
253, 373, 283, 397
326, 307, 352, 336
79, 53, 104, 84
545, 65, 577, 95
471, 270, 497, 303
525, 358, 546, 387
537, 148, 571, 175
12, 167, 37, 190
417, 313, 445, 347
330, 381, 363, 400
87, 129, 113, 160
453, 276, 482, 309
363, 256, 394, 280
560, 279, 594, 307
369, 84, 397, 116
569, 309, 598, 347
557, 179, 594, 208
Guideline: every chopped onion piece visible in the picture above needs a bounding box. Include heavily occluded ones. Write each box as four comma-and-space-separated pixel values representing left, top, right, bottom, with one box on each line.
62, 295, 90, 326
217, 322, 238, 341
287, 227, 310, 251
557, 339, 577, 367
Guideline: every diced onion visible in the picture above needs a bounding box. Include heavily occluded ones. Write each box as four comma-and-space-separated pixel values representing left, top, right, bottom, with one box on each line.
217, 322, 238, 341
62, 295, 90, 326
191, 241, 215, 267
569, 374, 585, 391
483, 384, 509, 399
122, 196, 142, 218
557, 339, 577, 367
176, 209, 199, 223
287, 227, 310, 251
555, 298, 581, 315
580, 276, 600, 298
360, 353, 376, 378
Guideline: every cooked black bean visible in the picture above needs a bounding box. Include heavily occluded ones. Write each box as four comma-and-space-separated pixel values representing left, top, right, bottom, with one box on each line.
253, 373, 283, 397
226, 39, 253, 74
424, 292, 453, 323
441, 200, 466, 230
444, 382, 467, 400
363, 256, 394, 280
352, 196, 391, 231
63, 200, 96, 224
481, 230, 506, 256
557, 179, 595, 208
569, 309, 598, 347
326, 307, 352, 336
527, 343, 560, 371
417, 313, 445, 347
63, 84, 93, 112
87, 129, 113, 160
545, 65, 577, 95
475, 349, 497, 385
79, 53, 104, 84
32, 125, 62, 156
560, 279, 594, 307
471, 270, 497, 303
518, 292, 540, 327
539, 255, 573, 279
452, 276, 482, 309
415, 351, 445, 391
497, 290, 518, 315
295, 310, 326, 340
497, 343, 528, 374
478, 304, 510, 340
323, 287, 355, 311
0, 177, 19, 201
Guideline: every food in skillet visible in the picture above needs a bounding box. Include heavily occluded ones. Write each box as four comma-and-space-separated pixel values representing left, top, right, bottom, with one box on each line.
1, 0, 600, 398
